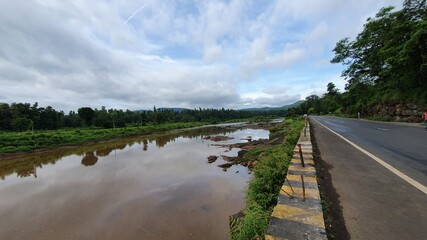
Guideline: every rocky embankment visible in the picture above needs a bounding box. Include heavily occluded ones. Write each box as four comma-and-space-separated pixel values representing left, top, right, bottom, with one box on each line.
207, 138, 270, 171
370, 103, 426, 122
204, 121, 280, 171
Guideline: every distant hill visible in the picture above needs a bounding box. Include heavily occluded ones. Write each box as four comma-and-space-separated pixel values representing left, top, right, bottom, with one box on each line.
241, 100, 304, 111
134, 101, 304, 112
134, 107, 189, 112
158, 107, 189, 112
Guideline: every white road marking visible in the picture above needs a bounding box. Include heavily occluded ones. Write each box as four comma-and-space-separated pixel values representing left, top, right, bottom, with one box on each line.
312, 117, 427, 195
377, 128, 389, 131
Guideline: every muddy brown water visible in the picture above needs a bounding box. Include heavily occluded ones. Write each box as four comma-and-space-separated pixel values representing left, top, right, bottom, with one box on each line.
0, 125, 269, 240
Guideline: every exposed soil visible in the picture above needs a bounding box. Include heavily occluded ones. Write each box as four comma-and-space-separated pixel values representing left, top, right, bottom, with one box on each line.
206, 122, 278, 171
210, 138, 271, 171
217, 162, 233, 171
311, 126, 350, 240
207, 155, 218, 163
203, 136, 234, 141
211, 138, 270, 151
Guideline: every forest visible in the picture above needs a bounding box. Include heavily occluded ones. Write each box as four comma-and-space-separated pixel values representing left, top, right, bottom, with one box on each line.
0, 102, 286, 132
289, 0, 426, 118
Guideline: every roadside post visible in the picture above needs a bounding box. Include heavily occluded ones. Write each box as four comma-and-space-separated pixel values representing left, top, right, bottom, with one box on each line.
300, 175, 306, 201
298, 143, 305, 167
303, 114, 308, 137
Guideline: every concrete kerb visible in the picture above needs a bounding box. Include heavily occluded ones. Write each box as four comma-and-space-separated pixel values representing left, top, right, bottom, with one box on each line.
265, 121, 327, 240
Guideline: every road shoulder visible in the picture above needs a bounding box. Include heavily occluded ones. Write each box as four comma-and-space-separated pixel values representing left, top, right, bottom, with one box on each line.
311, 124, 350, 239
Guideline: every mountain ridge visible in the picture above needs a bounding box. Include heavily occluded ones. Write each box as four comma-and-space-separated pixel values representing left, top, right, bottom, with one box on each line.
134, 100, 304, 112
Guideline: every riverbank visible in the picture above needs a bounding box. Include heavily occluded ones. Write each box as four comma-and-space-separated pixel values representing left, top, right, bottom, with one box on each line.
0, 115, 284, 155
230, 118, 304, 239
0, 122, 263, 182
0, 119, 267, 239
0, 122, 209, 154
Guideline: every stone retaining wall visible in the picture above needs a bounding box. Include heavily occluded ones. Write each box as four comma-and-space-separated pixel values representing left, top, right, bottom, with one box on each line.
369, 103, 426, 122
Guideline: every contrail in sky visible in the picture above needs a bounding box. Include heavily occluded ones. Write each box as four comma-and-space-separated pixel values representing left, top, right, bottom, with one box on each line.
124, 1, 151, 24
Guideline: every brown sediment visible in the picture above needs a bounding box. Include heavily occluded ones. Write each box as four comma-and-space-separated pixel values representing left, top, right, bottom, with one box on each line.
220, 155, 237, 162
215, 138, 271, 171
217, 163, 233, 169
205, 136, 234, 141
212, 122, 281, 171
207, 155, 218, 163
212, 138, 270, 151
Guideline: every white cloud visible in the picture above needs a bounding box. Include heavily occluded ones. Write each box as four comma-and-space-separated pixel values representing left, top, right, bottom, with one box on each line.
0, 0, 404, 111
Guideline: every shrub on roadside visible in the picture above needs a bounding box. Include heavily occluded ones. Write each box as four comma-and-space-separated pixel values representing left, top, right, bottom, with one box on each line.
231, 119, 304, 239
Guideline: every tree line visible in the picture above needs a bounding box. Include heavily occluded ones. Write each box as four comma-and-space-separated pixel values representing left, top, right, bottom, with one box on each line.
0, 102, 285, 132
290, 0, 426, 116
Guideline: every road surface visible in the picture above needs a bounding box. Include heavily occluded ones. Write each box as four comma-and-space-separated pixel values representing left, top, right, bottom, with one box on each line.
310, 116, 427, 240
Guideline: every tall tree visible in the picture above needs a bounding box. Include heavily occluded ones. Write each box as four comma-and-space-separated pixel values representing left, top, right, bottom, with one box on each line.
331, 1, 427, 107
78, 107, 95, 127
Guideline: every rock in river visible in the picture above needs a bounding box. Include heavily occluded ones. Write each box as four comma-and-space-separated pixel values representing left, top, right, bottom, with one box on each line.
204, 136, 234, 141
218, 163, 233, 169
207, 155, 218, 163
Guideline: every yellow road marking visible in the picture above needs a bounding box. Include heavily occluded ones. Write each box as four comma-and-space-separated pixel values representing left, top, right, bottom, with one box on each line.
294, 149, 313, 153
272, 204, 325, 229
286, 174, 317, 183
292, 154, 313, 159
291, 159, 314, 165
288, 165, 316, 172
265, 234, 288, 240
280, 185, 320, 200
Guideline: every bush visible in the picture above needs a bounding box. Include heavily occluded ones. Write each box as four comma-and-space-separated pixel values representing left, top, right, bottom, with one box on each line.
0, 122, 208, 154
231, 119, 304, 239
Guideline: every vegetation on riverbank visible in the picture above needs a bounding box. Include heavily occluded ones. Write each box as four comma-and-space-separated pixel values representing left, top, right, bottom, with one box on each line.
0, 115, 284, 155
0, 100, 287, 154
0, 102, 285, 131
0, 122, 209, 154
230, 118, 304, 239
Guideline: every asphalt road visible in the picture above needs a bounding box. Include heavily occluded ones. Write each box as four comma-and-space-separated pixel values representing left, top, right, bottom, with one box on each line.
310, 116, 427, 240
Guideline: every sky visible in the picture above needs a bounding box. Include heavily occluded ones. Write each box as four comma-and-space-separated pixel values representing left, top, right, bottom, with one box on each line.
0, 0, 404, 112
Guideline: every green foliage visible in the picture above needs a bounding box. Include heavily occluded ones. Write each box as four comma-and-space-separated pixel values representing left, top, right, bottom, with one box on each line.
10, 117, 31, 131
287, 1, 427, 118
0, 102, 286, 132
0, 122, 207, 154
231, 204, 270, 240
331, 1, 427, 107
78, 107, 95, 127
231, 119, 304, 239
366, 115, 393, 122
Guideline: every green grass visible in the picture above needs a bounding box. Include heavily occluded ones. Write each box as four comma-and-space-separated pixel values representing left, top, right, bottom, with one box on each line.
230, 119, 304, 239
365, 115, 393, 122
0, 122, 207, 154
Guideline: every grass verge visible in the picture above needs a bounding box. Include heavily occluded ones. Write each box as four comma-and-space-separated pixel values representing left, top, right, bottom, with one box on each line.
230, 118, 304, 239
0, 122, 207, 154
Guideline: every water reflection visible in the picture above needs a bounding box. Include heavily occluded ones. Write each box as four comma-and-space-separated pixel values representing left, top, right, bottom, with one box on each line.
81, 152, 98, 166
0, 124, 269, 240
0, 126, 244, 180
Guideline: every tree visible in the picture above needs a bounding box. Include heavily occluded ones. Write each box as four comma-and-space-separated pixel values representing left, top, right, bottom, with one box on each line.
326, 82, 338, 96
11, 117, 31, 131
331, 1, 427, 110
78, 107, 95, 127
305, 95, 322, 114
403, 0, 427, 21
64, 111, 83, 128
0, 103, 12, 130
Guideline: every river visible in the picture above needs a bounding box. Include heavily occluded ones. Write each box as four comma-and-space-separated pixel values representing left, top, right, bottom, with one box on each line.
0, 124, 269, 240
